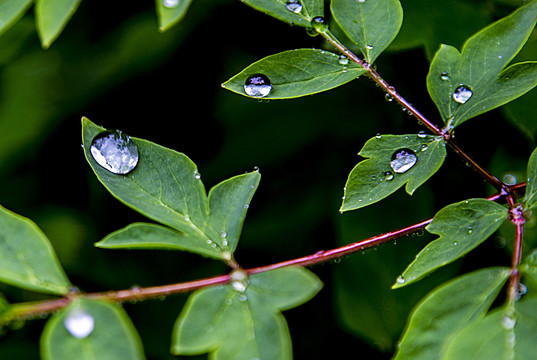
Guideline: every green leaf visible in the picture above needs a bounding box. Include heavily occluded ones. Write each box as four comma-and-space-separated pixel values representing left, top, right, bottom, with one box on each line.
394, 267, 510, 360
82, 118, 260, 260
155, 0, 194, 31
426, 0, 537, 128
239, 0, 324, 27
520, 248, 537, 284
0, 204, 70, 295
0, 0, 33, 37
331, 0, 403, 64
35, 0, 82, 49
340, 134, 446, 212
393, 199, 508, 288
40, 298, 145, 360
222, 49, 366, 99
524, 146, 537, 210
172, 267, 322, 360
443, 297, 537, 360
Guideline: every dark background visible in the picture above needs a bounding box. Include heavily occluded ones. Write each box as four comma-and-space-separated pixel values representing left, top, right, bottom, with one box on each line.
0, 0, 536, 358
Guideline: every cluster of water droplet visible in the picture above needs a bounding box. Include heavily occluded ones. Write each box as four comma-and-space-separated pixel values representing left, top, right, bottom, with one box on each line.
244, 73, 272, 98
90, 130, 139, 175
230, 269, 249, 301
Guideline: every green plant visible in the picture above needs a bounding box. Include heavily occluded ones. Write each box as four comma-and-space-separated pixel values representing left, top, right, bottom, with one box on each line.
1, 0, 537, 359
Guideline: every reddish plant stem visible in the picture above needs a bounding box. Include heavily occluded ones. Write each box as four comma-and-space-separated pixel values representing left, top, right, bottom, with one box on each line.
321, 30, 505, 191
508, 205, 525, 302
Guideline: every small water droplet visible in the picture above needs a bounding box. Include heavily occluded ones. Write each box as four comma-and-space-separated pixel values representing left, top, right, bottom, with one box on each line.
390, 149, 418, 174
64, 310, 94, 339
365, 44, 374, 50
220, 232, 227, 239
453, 241, 458, 246
375, 133, 382, 139
356, 0, 366, 2
420, 144, 429, 152
338, 55, 349, 65
518, 283, 527, 298
417, 131, 427, 138
253, 166, 260, 172
467, 226, 473, 235
503, 174, 517, 185
90, 130, 139, 175
396, 276, 405, 284
285, 0, 302, 13
222, 251, 232, 260
498, 55, 503, 59
163, 0, 179, 8
194, 170, 201, 180
502, 315, 516, 330
453, 85, 473, 104
440, 72, 450, 81
311, 16, 328, 33
238, 294, 248, 301
384, 171, 394, 181
230, 269, 248, 292
385, 93, 394, 102
244, 74, 272, 98
244, 204, 249, 209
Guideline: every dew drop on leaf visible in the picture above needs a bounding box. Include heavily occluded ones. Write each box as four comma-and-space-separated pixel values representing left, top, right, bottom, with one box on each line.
396, 276, 405, 284
366, 44, 374, 50
356, 0, 366, 2
90, 130, 139, 175
230, 269, 248, 292
390, 149, 417, 174
453, 85, 473, 104
162, 0, 179, 8
311, 16, 328, 33
64, 310, 94, 339
285, 0, 303, 14
244, 74, 272, 98
440, 72, 450, 81
384, 171, 394, 181
420, 144, 429, 152
417, 131, 427, 139
338, 55, 349, 65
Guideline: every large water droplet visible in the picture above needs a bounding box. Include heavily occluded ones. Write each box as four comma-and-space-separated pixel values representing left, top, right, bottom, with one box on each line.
64, 310, 94, 339
244, 74, 272, 98
453, 85, 473, 104
285, 0, 302, 13
311, 16, 328, 33
390, 149, 418, 174
163, 0, 179, 8
90, 130, 139, 175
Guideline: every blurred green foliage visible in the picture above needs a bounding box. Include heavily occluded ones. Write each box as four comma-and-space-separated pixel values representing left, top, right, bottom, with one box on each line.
0, 0, 536, 359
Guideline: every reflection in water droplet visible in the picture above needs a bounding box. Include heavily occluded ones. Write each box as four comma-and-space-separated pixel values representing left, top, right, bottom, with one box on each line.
90, 130, 139, 175
376, 133, 382, 139
384, 171, 394, 181
163, 0, 179, 8
311, 16, 328, 33
285, 0, 303, 13
385, 93, 394, 102
64, 310, 94, 339
503, 174, 517, 185
338, 55, 349, 65
453, 85, 473, 104
244, 74, 272, 98
390, 149, 418, 174
440, 72, 450, 81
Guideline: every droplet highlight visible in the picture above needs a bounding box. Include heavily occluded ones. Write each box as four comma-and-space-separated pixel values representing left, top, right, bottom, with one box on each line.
285, 0, 303, 14
64, 310, 94, 339
453, 85, 473, 104
390, 149, 418, 174
338, 55, 349, 65
311, 16, 328, 33
230, 269, 248, 293
244, 74, 272, 98
384, 171, 394, 181
90, 130, 139, 175
440, 72, 450, 81
163, 0, 179, 8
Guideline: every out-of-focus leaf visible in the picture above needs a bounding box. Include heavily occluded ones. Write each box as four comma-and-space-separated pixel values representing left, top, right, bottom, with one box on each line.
0, 204, 70, 295
239, 0, 323, 27
40, 298, 145, 360
222, 49, 366, 99
394, 199, 508, 288
331, 0, 403, 63
426, 1, 537, 128
524, 146, 537, 210
35, 0, 82, 48
0, 0, 33, 37
155, 0, 194, 31
394, 267, 510, 360
172, 267, 322, 360
341, 134, 446, 212
444, 297, 537, 360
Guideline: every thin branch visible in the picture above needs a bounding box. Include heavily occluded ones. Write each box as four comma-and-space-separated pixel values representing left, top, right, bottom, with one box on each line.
507, 204, 525, 302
